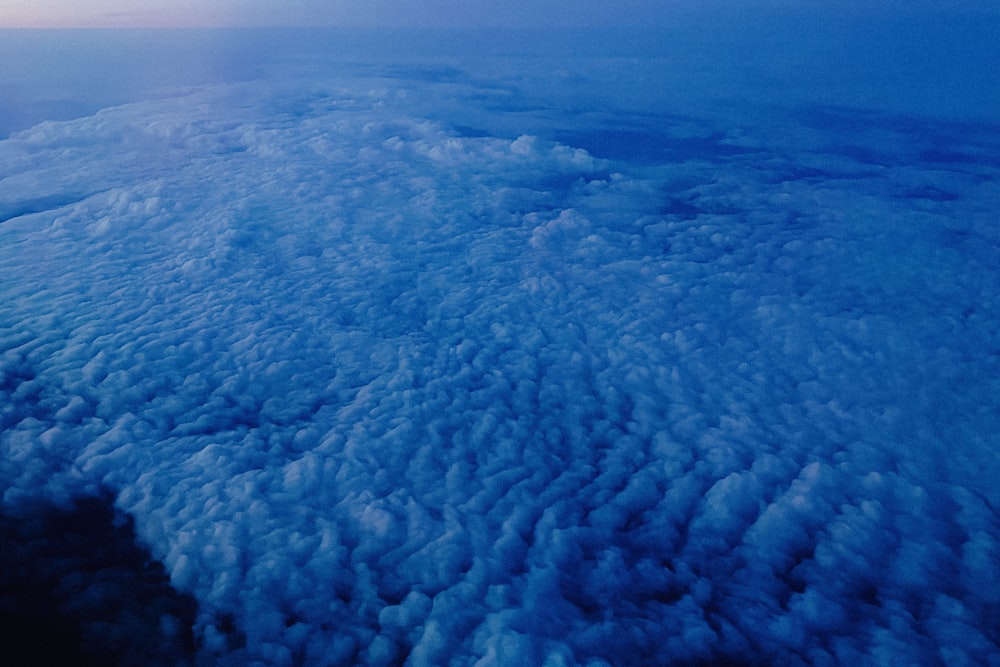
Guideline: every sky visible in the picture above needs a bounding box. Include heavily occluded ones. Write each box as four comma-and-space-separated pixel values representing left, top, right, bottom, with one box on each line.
3, 0, 999, 28
1, 0, 682, 28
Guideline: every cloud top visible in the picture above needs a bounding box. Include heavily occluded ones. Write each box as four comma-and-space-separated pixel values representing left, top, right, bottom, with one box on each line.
2, 33, 999, 666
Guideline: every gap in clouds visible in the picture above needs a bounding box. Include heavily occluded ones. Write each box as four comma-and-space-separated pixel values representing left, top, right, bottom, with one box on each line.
0, 488, 199, 665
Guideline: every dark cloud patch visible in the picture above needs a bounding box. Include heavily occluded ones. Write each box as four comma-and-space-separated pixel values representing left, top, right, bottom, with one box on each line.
0, 489, 198, 667
0, 193, 101, 224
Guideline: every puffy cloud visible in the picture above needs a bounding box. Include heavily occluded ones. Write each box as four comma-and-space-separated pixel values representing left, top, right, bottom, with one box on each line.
1, 29, 999, 667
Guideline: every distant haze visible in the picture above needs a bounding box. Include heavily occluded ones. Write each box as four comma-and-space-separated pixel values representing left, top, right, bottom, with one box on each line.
1, 1, 681, 29
3, 0, 999, 28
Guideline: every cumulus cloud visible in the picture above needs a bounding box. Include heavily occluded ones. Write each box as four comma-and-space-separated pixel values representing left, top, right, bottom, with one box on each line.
1, 28, 999, 667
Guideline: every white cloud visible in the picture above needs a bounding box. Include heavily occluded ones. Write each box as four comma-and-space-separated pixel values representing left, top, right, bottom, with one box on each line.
1, 27, 999, 667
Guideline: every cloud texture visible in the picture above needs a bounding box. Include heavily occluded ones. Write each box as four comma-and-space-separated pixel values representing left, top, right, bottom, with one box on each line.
1, 29, 999, 666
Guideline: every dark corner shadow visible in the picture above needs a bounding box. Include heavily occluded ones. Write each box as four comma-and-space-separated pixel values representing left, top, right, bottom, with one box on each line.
0, 488, 198, 667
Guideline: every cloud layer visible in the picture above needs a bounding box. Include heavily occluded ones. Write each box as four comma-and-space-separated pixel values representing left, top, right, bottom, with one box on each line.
1, 30, 999, 666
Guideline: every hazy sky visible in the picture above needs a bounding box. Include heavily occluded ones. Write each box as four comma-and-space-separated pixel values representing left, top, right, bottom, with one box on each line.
4, 0, 997, 29
0, 0, 693, 28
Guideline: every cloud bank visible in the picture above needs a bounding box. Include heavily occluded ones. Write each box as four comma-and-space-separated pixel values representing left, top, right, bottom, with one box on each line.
1, 30, 999, 666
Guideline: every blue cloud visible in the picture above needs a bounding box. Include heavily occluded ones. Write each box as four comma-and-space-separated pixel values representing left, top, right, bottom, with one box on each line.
2, 22, 999, 667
